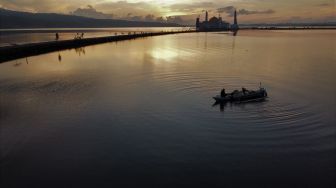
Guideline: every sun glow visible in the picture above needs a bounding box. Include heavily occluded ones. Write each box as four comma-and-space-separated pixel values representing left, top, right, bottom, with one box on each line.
150, 48, 178, 60
1, 0, 334, 23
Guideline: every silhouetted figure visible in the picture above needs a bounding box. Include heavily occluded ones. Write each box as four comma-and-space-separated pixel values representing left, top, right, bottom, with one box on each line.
221, 89, 227, 97
74, 33, 84, 40
242, 87, 247, 95
55, 33, 59, 40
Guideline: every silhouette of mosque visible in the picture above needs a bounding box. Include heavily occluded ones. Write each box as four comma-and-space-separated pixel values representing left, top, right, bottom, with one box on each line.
196, 10, 239, 31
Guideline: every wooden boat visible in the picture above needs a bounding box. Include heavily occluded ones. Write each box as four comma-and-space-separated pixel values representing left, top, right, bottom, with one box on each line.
213, 88, 268, 103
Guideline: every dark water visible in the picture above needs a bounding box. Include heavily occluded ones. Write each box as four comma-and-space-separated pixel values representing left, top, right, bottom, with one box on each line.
0, 30, 335, 188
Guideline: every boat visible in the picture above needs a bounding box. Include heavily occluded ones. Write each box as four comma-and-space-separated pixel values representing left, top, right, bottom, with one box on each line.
213, 87, 268, 103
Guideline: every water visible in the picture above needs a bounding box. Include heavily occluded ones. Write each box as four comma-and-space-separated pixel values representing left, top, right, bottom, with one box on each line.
0, 27, 190, 47
0, 30, 335, 188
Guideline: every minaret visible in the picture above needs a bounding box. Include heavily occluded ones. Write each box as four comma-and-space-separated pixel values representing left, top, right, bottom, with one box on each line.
234, 9, 238, 25
232, 9, 239, 30
196, 17, 200, 29
205, 11, 208, 22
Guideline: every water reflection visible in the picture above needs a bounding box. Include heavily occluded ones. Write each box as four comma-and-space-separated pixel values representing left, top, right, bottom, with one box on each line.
213, 99, 268, 112
212, 101, 230, 112
13, 61, 21, 67
0, 30, 335, 188
230, 32, 237, 63
58, 53, 62, 62
12, 58, 30, 67
150, 48, 178, 60
204, 32, 208, 50
74, 47, 86, 56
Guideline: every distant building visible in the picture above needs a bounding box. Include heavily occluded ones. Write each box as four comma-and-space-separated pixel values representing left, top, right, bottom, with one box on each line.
196, 10, 239, 32
231, 10, 239, 30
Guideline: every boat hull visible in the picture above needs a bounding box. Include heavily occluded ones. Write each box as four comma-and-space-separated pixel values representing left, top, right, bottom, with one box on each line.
213, 88, 268, 103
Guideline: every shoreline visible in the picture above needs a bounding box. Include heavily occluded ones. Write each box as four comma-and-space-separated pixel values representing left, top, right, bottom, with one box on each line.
1, 28, 335, 63
240, 27, 336, 30
0, 27, 189, 34
0, 30, 194, 63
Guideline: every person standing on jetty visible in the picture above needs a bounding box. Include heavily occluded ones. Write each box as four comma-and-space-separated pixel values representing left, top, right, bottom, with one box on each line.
55, 33, 59, 40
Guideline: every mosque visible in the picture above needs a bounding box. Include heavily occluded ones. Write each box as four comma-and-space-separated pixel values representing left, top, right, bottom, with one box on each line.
196, 10, 239, 31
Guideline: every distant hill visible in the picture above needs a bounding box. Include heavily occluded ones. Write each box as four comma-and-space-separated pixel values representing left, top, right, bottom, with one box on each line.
0, 8, 180, 29
240, 22, 336, 27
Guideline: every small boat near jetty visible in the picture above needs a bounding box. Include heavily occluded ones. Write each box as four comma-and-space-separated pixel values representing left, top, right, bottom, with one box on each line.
213, 87, 268, 103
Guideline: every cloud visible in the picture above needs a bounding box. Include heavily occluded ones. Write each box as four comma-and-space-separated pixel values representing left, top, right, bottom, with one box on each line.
69, 5, 172, 23
317, 3, 331, 7
166, 16, 183, 24
168, 2, 214, 13
238, 9, 275, 15
165, 14, 199, 25
71, 5, 114, 19
0, 0, 334, 24
144, 14, 155, 22
95, 1, 161, 18
287, 16, 314, 23
217, 6, 235, 15
0, 0, 78, 13
218, 6, 275, 17
156, 16, 165, 22
126, 13, 143, 21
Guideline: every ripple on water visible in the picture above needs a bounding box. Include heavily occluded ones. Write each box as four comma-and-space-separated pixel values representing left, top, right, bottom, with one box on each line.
125, 70, 330, 153
151, 72, 243, 95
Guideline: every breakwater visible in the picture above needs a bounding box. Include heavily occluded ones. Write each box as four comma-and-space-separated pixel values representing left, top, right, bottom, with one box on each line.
0, 30, 195, 63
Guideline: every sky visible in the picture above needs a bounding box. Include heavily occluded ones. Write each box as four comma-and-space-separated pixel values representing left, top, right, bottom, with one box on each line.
0, 0, 335, 24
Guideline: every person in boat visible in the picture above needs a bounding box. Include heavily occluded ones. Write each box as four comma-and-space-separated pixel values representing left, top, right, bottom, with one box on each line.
242, 87, 248, 95
221, 89, 227, 97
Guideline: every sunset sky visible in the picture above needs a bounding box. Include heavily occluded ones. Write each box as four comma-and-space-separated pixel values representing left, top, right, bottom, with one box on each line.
0, 0, 335, 24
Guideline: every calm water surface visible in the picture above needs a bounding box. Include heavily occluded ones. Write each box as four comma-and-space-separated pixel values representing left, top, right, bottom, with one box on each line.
0, 30, 335, 188
0, 27, 189, 46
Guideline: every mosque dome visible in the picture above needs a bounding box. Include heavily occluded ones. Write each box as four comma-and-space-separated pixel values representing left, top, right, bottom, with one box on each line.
209, 17, 220, 23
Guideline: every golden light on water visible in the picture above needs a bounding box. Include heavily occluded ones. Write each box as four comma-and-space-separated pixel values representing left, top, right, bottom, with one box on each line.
150, 48, 178, 60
